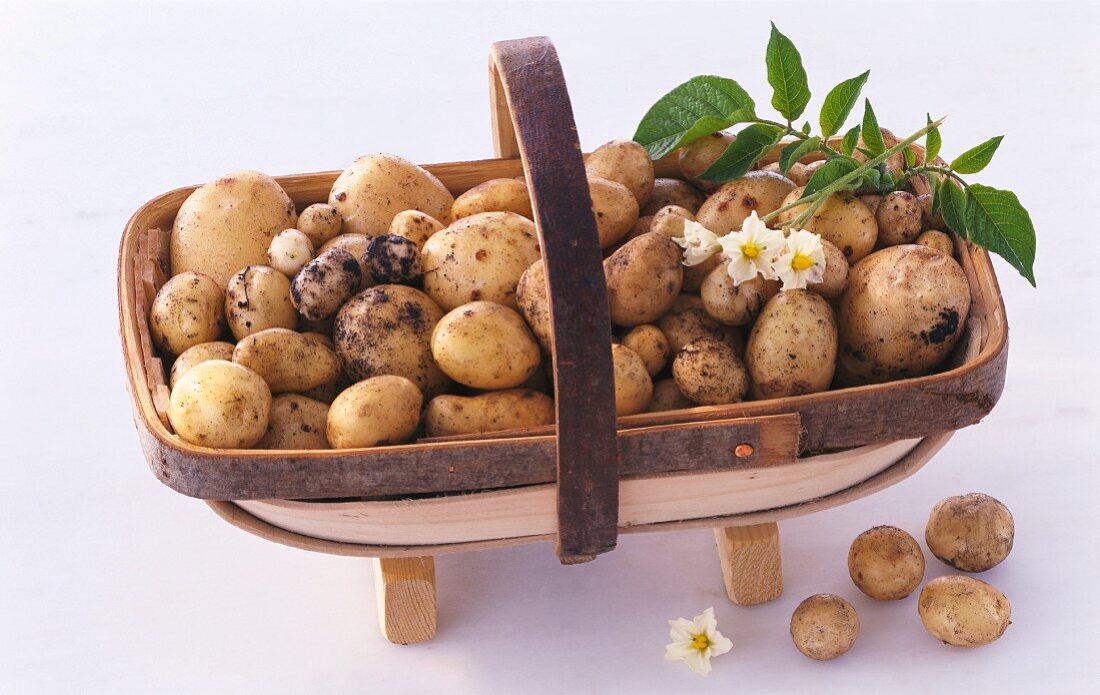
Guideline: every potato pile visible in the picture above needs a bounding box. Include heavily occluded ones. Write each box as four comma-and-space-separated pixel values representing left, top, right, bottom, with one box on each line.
151, 131, 972, 451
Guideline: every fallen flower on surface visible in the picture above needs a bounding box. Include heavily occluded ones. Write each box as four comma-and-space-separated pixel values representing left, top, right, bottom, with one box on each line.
664, 607, 733, 676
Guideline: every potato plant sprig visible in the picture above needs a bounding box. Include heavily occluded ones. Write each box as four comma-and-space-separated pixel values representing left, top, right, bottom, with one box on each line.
632, 22, 1036, 285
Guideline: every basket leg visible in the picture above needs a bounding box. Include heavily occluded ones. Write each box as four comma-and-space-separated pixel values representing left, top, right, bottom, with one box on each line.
372, 556, 437, 644
713, 523, 783, 606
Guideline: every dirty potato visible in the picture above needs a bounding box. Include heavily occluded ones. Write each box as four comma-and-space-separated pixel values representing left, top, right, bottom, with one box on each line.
604, 232, 683, 326
256, 394, 330, 450
696, 171, 795, 235
642, 178, 706, 216
790, 595, 860, 661
585, 139, 655, 204
589, 177, 640, 248
296, 203, 343, 247
168, 341, 235, 389
424, 389, 554, 437
326, 375, 422, 448
678, 131, 734, 192
515, 258, 552, 351
672, 337, 749, 405
290, 247, 362, 321
806, 239, 849, 300
657, 294, 731, 353
876, 191, 923, 246
329, 153, 453, 236
452, 178, 533, 220
647, 378, 694, 412
233, 327, 341, 394
918, 576, 1011, 647
746, 290, 837, 399
318, 233, 372, 285
225, 265, 298, 340
150, 271, 226, 356
649, 205, 695, 238
168, 360, 271, 448
621, 324, 670, 377
926, 493, 1014, 572
266, 229, 315, 278
365, 234, 422, 285
916, 230, 955, 256
848, 526, 926, 600
775, 188, 878, 264
390, 209, 445, 249
430, 301, 541, 390
612, 343, 654, 415
701, 266, 767, 326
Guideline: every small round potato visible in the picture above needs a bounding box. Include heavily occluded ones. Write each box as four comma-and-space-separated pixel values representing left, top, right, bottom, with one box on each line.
169, 341, 235, 389
421, 211, 541, 310
430, 302, 541, 390
790, 595, 859, 661
326, 375, 422, 449
746, 290, 837, 399
642, 178, 706, 216
424, 389, 554, 437
257, 394, 330, 450
150, 271, 226, 356
290, 247, 362, 321
329, 153, 453, 236
700, 266, 767, 326
918, 576, 1011, 647
452, 178, 533, 220
390, 209, 445, 249
296, 203, 343, 247
696, 171, 796, 235
926, 493, 1014, 572
318, 233, 372, 286
589, 177, 640, 248
672, 337, 749, 405
678, 131, 733, 192
365, 234, 421, 285
611, 343, 653, 415
848, 526, 926, 600
585, 139, 655, 205
647, 378, 694, 412
806, 238, 849, 300
876, 191, 923, 246
649, 205, 695, 238
225, 265, 298, 340
621, 324, 670, 377
515, 258, 552, 351
776, 188, 878, 264
916, 230, 954, 257
334, 285, 449, 396
233, 327, 341, 394
604, 232, 683, 326
266, 229, 315, 278
657, 294, 730, 353
168, 360, 271, 448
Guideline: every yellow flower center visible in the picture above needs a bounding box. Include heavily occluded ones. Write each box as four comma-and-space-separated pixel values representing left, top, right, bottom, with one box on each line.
791, 253, 815, 271
742, 242, 761, 259
690, 633, 711, 650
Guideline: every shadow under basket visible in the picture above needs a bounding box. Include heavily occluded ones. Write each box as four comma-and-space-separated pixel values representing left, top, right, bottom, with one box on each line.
118, 37, 1008, 644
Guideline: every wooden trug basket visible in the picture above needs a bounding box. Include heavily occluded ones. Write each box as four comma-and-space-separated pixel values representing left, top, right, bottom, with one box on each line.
118, 38, 1008, 643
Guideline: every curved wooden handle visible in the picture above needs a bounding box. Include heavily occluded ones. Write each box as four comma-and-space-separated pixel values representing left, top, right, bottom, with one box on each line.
489, 37, 619, 563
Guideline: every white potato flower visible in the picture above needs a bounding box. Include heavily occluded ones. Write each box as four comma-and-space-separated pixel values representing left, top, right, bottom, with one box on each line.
664, 607, 733, 676
716, 210, 785, 285
773, 228, 826, 291
673, 220, 722, 266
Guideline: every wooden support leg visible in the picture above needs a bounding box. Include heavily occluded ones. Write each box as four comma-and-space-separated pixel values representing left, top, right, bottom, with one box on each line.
714, 523, 783, 606
372, 556, 437, 644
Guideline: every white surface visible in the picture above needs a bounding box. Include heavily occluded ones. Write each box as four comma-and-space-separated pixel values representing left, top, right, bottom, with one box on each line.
1, 1, 1097, 692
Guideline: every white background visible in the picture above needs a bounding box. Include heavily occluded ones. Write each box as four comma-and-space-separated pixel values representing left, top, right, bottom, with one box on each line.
2, 1, 1097, 692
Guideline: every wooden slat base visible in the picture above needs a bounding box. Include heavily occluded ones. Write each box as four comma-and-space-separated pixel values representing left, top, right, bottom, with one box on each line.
714, 523, 783, 606
372, 557, 437, 644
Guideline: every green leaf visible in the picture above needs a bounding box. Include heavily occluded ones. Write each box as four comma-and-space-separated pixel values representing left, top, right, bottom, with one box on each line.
925, 173, 940, 214
801, 156, 860, 198
779, 136, 822, 174
819, 71, 869, 138
939, 179, 968, 237
841, 125, 861, 155
904, 147, 917, 167
766, 23, 810, 121
966, 184, 1037, 285
925, 113, 941, 164
951, 136, 1004, 174
633, 76, 757, 160
698, 123, 784, 182
861, 100, 885, 155
801, 121, 812, 134
858, 167, 882, 191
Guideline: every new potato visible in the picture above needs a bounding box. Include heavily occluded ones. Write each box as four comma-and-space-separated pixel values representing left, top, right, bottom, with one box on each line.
390, 209, 444, 249
266, 229, 315, 278
848, 526, 926, 600
746, 290, 837, 399
678, 131, 733, 192
452, 178, 532, 220
672, 337, 749, 405
641, 178, 706, 215
296, 203, 342, 247
604, 232, 683, 326
233, 327, 341, 394
918, 576, 1011, 647
225, 265, 298, 340
327, 375, 422, 448
168, 360, 271, 449
611, 343, 653, 415
424, 389, 554, 437
584, 139, 655, 205
430, 301, 541, 390
790, 595, 860, 661
168, 341, 235, 390
150, 272, 226, 356
776, 188, 878, 263
701, 267, 767, 326
290, 247, 362, 321
926, 493, 1014, 572
621, 324, 670, 377
329, 153, 453, 236
257, 394, 330, 450
696, 171, 795, 235
589, 177, 640, 248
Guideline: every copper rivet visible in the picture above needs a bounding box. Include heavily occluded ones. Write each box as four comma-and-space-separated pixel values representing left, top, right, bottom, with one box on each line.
448, 466, 456, 473
734, 444, 754, 458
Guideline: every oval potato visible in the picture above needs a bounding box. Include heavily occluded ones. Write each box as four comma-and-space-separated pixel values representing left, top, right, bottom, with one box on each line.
424, 389, 554, 437
612, 343, 653, 415
641, 178, 706, 216
329, 153, 453, 237
918, 576, 1011, 647
327, 375, 422, 448
604, 232, 683, 326
233, 327, 341, 394
672, 337, 749, 405
776, 188, 878, 264
585, 139, 655, 204
700, 266, 767, 326
150, 271, 226, 356
589, 177, 640, 248
225, 265, 298, 340
678, 131, 733, 192
169, 341, 235, 390
696, 170, 796, 235
296, 203, 343, 247
515, 258, 552, 351
452, 178, 532, 220
168, 360, 271, 449
746, 290, 837, 399
621, 324, 670, 377
390, 209, 445, 249
257, 394, 330, 450
430, 301, 541, 390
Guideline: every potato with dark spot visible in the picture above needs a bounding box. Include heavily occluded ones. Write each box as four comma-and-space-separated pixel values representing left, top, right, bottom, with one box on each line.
390, 209, 445, 250
424, 389, 554, 437
585, 139, 655, 204
790, 595, 859, 661
290, 247, 362, 321
649, 205, 695, 238
233, 327, 342, 394
604, 232, 683, 327
926, 493, 1014, 572
452, 178, 533, 220
169, 341, 235, 389
696, 170, 795, 235
589, 177, 640, 248
150, 271, 226, 356
327, 375, 422, 449
657, 294, 730, 353
329, 154, 453, 236
775, 188, 878, 264
837, 245, 971, 385
622, 324, 670, 377
421, 211, 541, 310
918, 576, 1011, 647
515, 258, 552, 351
807, 239, 849, 300
848, 525, 925, 600
678, 131, 733, 192
257, 394, 330, 450
168, 360, 271, 449
876, 191, 923, 246
318, 233, 372, 286
365, 234, 422, 285
647, 378, 694, 412
430, 301, 541, 390
641, 178, 706, 215
266, 229, 315, 278
612, 343, 653, 415
296, 203, 343, 247
334, 285, 450, 397
916, 230, 954, 256
701, 266, 767, 326
672, 337, 749, 405
746, 290, 837, 399
225, 265, 297, 340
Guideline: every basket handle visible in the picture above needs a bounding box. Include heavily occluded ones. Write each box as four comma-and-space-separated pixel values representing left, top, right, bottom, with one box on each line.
489, 37, 619, 564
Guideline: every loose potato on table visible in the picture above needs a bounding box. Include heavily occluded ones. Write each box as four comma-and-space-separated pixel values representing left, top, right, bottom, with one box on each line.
329, 153, 453, 236
334, 284, 449, 396
452, 178, 532, 220
672, 337, 749, 405
168, 360, 271, 449
775, 188, 878, 264
641, 178, 706, 215
585, 139, 655, 205
266, 229, 315, 278
876, 190, 923, 246
589, 176, 640, 248
918, 576, 1011, 647
678, 131, 734, 192
421, 211, 541, 310
746, 290, 837, 399
290, 247, 362, 322
790, 594, 859, 661
848, 525, 925, 600
225, 265, 298, 340
296, 203, 343, 247
150, 271, 226, 356
327, 375, 422, 449
621, 324, 670, 377
837, 244, 971, 385
169, 341, 235, 390
257, 394, 330, 450
806, 239, 849, 300
604, 232, 683, 326
696, 170, 795, 235
611, 343, 653, 415
390, 209, 445, 250
430, 301, 541, 390
926, 493, 1014, 572
170, 170, 297, 287
424, 389, 554, 437
233, 327, 341, 394
701, 267, 767, 326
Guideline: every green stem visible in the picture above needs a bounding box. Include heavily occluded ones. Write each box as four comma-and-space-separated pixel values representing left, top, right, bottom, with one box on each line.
895, 165, 968, 191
